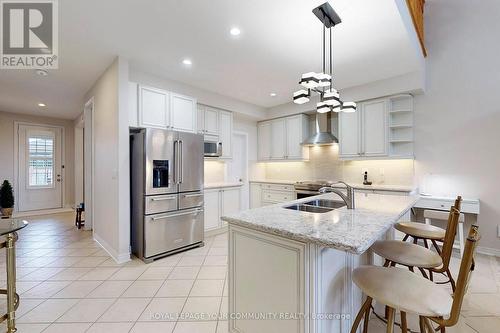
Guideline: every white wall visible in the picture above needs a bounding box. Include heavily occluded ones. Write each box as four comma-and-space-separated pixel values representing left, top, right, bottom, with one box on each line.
84, 56, 130, 263
0, 111, 75, 209
414, 0, 500, 251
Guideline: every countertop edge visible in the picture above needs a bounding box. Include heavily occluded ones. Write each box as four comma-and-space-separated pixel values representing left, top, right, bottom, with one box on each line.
221, 195, 419, 254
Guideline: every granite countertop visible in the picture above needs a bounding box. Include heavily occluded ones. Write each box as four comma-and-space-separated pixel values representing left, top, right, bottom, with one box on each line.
221, 192, 419, 254
204, 182, 243, 189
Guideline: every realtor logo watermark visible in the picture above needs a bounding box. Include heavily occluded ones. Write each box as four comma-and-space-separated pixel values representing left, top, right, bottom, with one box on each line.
0, 0, 58, 69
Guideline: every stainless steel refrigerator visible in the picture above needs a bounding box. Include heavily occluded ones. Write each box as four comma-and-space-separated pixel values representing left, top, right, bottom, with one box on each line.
130, 128, 204, 263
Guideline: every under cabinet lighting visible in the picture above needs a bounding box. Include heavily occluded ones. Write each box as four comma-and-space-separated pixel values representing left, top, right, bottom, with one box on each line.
38, 103, 46, 107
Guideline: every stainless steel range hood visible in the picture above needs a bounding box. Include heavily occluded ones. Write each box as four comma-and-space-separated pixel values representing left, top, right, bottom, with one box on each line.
301, 112, 338, 146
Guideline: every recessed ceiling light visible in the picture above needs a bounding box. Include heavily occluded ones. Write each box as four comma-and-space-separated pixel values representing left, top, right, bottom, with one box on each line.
38, 103, 46, 107
35, 69, 48, 76
182, 59, 192, 66
230, 27, 241, 36
270, 93, 277, 97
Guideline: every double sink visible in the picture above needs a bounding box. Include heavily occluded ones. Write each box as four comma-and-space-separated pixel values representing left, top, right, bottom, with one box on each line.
284, 199, 346, 213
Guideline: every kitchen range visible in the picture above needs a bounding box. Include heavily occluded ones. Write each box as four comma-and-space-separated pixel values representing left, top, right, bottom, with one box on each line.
130, 128, 204, 263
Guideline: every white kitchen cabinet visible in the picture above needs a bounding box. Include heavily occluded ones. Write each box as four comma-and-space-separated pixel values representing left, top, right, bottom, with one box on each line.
257, 121, 272, 160
221, 187, 241, 226
339, 98, 387, 159
286, 115, 309, 159
170, 93, 197, 133
271, 119, 286, 159
204, 186, 241, 232
362, 99, 387, 156
204, 189, 221, 231
258, 114, 309, 161
219, 110, 233, 159
250, 182, 295, 207
139, 85, 170, 129
249, 183, 262, 209
197, 104, 205, 134
204, 106, 219, 136
339, 110, 361, 158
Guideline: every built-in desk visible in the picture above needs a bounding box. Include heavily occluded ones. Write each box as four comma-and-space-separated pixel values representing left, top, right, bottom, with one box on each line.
415, 195, 480, 214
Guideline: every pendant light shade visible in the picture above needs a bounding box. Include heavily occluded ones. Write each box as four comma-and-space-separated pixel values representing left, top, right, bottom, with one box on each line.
317, 73, 331, 87
293, 90, 310, 104
342, 101, 357, 113
323, 89, 340, 107
299, 72, 320, 89
317, 102, 330, 113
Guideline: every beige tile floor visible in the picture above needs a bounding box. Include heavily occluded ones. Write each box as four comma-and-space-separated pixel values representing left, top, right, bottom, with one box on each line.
0, 212, 497, 333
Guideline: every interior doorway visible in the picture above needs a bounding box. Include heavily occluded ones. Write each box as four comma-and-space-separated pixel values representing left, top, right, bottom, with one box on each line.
228, 131, 249, 210
82, 98, 94, 231
16, 123, 64, 212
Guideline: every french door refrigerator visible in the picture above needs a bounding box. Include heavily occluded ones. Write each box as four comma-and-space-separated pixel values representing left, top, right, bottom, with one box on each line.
130, 128, 204, 263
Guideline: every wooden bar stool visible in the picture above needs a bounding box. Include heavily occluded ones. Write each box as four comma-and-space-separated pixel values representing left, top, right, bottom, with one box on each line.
371, 207, 460, 291
350, 225, 480, 333
423, 210, 465, 257
395, 196, 461, 254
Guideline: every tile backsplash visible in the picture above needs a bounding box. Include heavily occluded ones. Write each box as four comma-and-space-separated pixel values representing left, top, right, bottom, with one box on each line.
264, 145, 415, 186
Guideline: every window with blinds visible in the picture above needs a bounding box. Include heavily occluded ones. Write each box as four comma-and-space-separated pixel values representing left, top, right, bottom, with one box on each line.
28, 135, 55, 188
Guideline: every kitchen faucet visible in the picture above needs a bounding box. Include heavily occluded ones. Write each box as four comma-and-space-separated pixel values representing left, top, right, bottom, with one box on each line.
319, 181, 355, 209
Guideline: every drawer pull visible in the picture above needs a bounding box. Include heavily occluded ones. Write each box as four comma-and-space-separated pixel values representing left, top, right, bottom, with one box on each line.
183, 193, 203, 198
151, 197, 176, 202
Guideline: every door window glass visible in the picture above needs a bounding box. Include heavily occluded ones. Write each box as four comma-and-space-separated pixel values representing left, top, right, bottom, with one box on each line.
27, 135, 54, 188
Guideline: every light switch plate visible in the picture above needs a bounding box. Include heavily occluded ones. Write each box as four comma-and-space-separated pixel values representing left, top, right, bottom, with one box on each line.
498, 225, 500, 238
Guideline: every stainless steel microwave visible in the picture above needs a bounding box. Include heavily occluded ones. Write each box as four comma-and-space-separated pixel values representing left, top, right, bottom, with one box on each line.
204, 140, 222, 157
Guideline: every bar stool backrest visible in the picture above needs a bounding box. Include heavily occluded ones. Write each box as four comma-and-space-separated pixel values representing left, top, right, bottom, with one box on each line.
454, 196, 462, 211
440, 207, 460, 270
445, 225, 480, 326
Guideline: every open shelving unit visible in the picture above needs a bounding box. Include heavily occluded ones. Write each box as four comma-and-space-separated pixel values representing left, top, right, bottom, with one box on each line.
388, 94, 414, 158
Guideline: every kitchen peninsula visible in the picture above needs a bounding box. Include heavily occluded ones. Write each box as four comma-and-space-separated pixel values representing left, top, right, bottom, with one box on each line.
222, 191, 419, 333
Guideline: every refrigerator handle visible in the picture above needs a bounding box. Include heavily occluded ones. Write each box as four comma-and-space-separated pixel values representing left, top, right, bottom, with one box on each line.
173, 139, 179, 185
179, 140, 183, 184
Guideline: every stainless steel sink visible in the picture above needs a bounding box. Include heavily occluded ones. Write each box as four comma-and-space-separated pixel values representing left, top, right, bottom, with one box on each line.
303, 199, 346, 209
284, 204, 333, 213
283, 199, 346, 213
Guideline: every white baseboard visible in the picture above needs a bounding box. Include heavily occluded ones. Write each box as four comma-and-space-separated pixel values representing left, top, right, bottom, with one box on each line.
12, 207, 74, 218
93, 233, 131, 264
205, 226, 228, 238
477, 246, 500, 257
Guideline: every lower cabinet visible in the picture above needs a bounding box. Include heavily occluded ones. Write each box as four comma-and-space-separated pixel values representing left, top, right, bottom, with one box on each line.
204, 187, 241, 232
249, 182, 295, 208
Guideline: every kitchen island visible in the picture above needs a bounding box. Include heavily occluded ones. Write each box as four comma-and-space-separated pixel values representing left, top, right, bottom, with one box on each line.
221, 192, 419, 333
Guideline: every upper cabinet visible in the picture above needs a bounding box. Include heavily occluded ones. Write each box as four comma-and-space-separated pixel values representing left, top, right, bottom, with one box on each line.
132, 83, 197, 133
258, 114, 309, 161
197, 104, 233, 159
339, 94, 413, 160
170, 93, 197, 132
139, 85, 170, 129
219, 111, 233, 159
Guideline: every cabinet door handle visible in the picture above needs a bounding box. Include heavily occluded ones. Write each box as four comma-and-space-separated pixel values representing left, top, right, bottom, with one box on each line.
151, 197, 176, 202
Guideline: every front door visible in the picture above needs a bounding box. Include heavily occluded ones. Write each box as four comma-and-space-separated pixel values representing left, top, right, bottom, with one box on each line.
18, 125, 63, 211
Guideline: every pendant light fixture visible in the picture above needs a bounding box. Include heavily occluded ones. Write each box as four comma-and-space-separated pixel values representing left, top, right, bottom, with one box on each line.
292, 2, 357, 115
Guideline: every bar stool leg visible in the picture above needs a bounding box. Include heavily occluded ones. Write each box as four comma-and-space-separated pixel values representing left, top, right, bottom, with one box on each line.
6, 232, 17, 333
386, 307, 395, 333
350, 297, 372, 333
401, 311, 408, 333
458, 222, 465, 258
362, 297, 372, 333
418, 316, 425, 333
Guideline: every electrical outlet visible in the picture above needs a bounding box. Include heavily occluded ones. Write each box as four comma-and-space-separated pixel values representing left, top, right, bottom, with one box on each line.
379, 168, 385, 183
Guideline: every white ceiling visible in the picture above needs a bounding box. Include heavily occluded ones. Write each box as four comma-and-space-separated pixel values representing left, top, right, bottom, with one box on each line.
0, 0, 420, 119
